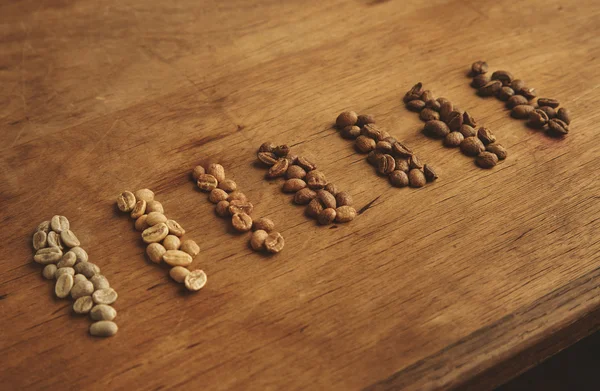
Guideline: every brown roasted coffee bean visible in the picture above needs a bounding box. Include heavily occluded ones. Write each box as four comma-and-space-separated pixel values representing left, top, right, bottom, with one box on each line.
439, 102, 453, 122
259, 142, 276, 153
437, 97, 451, 106
447, 111, 463, 132
376, 140, 393, 154
459, 125, 477, 138
511, 104, 535, 119
419, 90, 434, 102
408, 169, 426, 188
324, 183, 339, 196
215, 200, 230, 217
264, 232, 284, 253
317, 208, 336, 225
520, 87, 537, 100
218, 179, 237, 193
117, 191, 136, 212
486, 143, 508, 160
377, 154, 396, 175
537, 98, 560, 108
232, 213, 253, 232
197, 174, 218, 191
257, 151, 278, 166
341, 125, 361, 139
286, 165, 307, 179
296, 156, 317, 171
389, 170, 409, 187
538, 106, 556, 119
335, 206, 356, 223
273, 145, 290, 157
471, 74, 490, 89
423, 165, 438, 182
407, 99, 426, 112
206, 163, 226, 182
420, 108, 439, 121
444, 132, 464, 147
336, 111, 358, 128
361, 124, 385, 140
356, 114, 376, 127
497, 86, 515, 101
462, 111, 477, 127
253, 217, 275, 232
305, 170, 327, 190
283, 178, 307, 193
317, 190, 337, 209
491, 70, 513, 86
556, 108, 571, 124
305, 199, 323, 218
403, 82, 423, 103
510, 79, 526, 91
335, 191, 353, 207
228, 200, 254, 216
528, 109, 549, 128
391, 141, 413, 158
507, 95, 529, 109
408, 155, 423, 170
267, 158, 289, 178
479, 80, 502, 96
476, 151, 499, 168
546, 119, 569, 136
471, 61, 488, 75
424, 120, 450, 138
192, 165, 206, 180
294, 188, 317, 204
209, 188, 229, 203
460, 137, 485, 156
394, 158, 410, 172
477, 127, 496, 145
425, 99, 441, 112
367, 150, 383, 166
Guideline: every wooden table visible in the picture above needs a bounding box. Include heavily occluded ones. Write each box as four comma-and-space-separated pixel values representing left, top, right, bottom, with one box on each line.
1, 0, 599, 389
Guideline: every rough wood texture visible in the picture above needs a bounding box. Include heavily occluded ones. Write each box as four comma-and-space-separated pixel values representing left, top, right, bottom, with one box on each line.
1, 0, 599, 390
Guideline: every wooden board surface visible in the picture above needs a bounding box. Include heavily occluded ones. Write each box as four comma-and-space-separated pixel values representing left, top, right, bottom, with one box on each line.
1, 0, 600, 389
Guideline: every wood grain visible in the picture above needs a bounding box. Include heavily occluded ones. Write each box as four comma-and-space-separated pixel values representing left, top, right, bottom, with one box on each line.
1, 0, 599, 390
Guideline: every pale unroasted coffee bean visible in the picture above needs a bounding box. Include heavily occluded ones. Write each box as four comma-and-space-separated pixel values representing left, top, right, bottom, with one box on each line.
264, 232, 284, 253
50, 215, 70, 233
287, 165, 307, 179
73, 296, 94, 314
74, 262, 100, 278
73, 274, 88, 285
316, 190, 337, 209
424, 120, 450, 138
420, 108, 440, 121
134, 188, 155, 202
377, 154, 396, 175
33, 231, 47, 250
389, 170, 409, 187
335, 191, 353, 207
253, 217, 275, 233
324, 183, 339, 196
197, 174, 218, 192
192, 165, 206, 180
142, 223, 169, 243
47, 231, 63, 250
228, 200, 254, 215
232, 213, 253, 232
477, 127, 496, 145
408, 169, 426, 188
283, 178, 307, 193
146, 200, 164, 214
117, 191, 136, 212
305, 170, 327, 190
257, 151, 278, 166
90, 321, 118, 337
479, 80, 502, 96
357, 114, 376, 127
90, 275, 110, 290
92, 288, 118, 305
471, 60, 488, 75
130, 200, 147, 219
506, 95, 528, 109
305, 199, 324, 218
60, 230, 80, 248
318, 208, 336, 225
207, 163, 226, 182
135, 215, 149, 232
166, 220, 185, 237
42, 264, 57, 280
57, 251, 77, 268
55, 274, 74, 299
37, 220, 51, 233
472, 74, 490, 89
557, 108, 571, 125
460, 137, 485, 156
297, 156, 317, 171
423, 165, 438, 182
218, 179, 237, 193
294, 188, 317, 205
146, 242, 167, 264
34, 246, 63, 264
163, 250, 193, 267
163, 235, 181, 251
227, 191, 248, 202
250, 230, 269, 251
486, 143, 507, 160
209, 188, 229, 203
395, 158, 410, 172
459, 125, 477, 138
170, 266, 190, 283
90, 305, 117, 321
180, 240, 200, 257
146, 212, 167, 226
267, 158, 289, 178
185, 270, 207, 291
491, 70, 513, 86
335, 206, 356, 223
336, 111, 358, 128
355, 136, 376, 153
406, 99, 426, 112
56, 267, 75, 279
69, 247, 88, 263
71, 280, 94, 300
511, 104, 535, 119
444, 131, 464, 147
476, 151, 499, 168
215, 200, 231, 217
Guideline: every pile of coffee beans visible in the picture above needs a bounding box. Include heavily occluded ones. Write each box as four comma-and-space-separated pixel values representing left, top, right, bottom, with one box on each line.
117, 189, 207, 291
335, 112, 438, 187
257, 142, 357, 225
193, 164, 285, 254
32, 216, 118, 337
470, 61, 571, 137
403, 83, 507, 169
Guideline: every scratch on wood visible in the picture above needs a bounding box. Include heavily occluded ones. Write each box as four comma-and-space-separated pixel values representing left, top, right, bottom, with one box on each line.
358, 195, 381, 215
147, 282, 166, 291
0, 294, 7, 300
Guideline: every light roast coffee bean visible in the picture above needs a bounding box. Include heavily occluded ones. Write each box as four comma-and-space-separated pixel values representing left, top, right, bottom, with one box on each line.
253, 218, 275, 232
232, 213, 253, 232
264, 232, 284, 253
335, 206, 356, 223
218, 179, 237, 193
180, 240, 200, 257
197, 174, 218, 191
185, 270, 207, 291
305, 199, 323, 218
250, 230, 269, 251
287, 165, 307, 179
170, 266, 190, 283
163, 235, 181, 251
146, 242, 166, 264
192, 165, 206, 180
335, 191, 353, 207
166, 220, 185, 237
117, 191, 136, 212
228, 200, 254, 215
318, 208, 336, 225
215, 200, 230, 217
267, 158, 289, 178
305, 170, 327, 190
130, 200, 147, 219
207, 163, 226, 182
209, 188, 229, 204
163, 250, 193, 267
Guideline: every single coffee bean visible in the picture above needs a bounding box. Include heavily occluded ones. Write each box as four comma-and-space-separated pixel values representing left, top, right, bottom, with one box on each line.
169, 266, 190, 283
286, 152, 298, 165
537, 98, 560, 108
57, 251, 77, 268
479, 80, 503, 96
286, 165, 307, 179
134, 215, 149, 232
437, 97, 451, 105
462, 111, 477, 127
407, 99, 426, 112
197, 174, 218, 191
264, 232, 285, 253
42, 264, 57, 280
185, 269, 208, 291
377, 154, 396, 175
130, 200, 147, 219
306, 198, 324, 218
423, 165, 438, 182
408, 155, 423, 170
403, 82, 423, 103
439, 102, 453, 122
510, 79, 526, 91
538, 106, 556, 119
324, 183, 339, 196
215, 200, 231, 217
447, 111, 463, 132
520, 87, 537, 100
341, 125, 361, 139
47, 231, 63, 250
491, 70, 513, 86
497, 86, 515, 101
471, 60, 488, 75
180, 240, 200, 257
134, 188, 154, 202
71, 280, 94, 300
34, 246, 63, 264
192, 165, 206, 180
55, 273, 74, 299
250, 230, 269, 251
73, 296, 94, 314
316, 190, 337, 209
146, 242, 167, 263
294, 188, 317, 204
460, 137, 485, 156
336, 111, 358, 128
232, 213, 253, 232
206, 163, 226, 182
335, 206, 357, 223
471, 74, 490, 89
273, 144, 290, 157
477, 127, 496, 145
69, 247, 88, 263
283, 178, 307, 193
507, 95, 529, 109
389, 170, 409, 187
367, 151, 383, 166
528, 109, 549, 128
459, 124, 477, 138
50, 215, 70, 233
89, 321, 118, 337
424, 100, 440, 113
357, 114, 376, 127
60, 230, 80, 248
74, 262, 100, 278
217, 179, 237, 193
391, 141, 413, 158
376, 140, 393, 154
209, 188, 229, 204
408, 169, 426, 188
92, 288, 118, 305
253, 217, 275, 232
296, 156, 317, 171
163, 235, 181, 251
420, 108, 440, 121
90, 304, 117, 321
142, 223, 169, 243
335, 191, 353, 207
444, 131, 464, 147
90, 275, 110, 290
73, 274, 88, 285
257, 151, 278, 166
33, 231, 47, 251
227, 191, 248, 202
166, 219, 185, 237
56, 267, 75, 279
228, 200, 254, 215
424, 120, 450, 138
267, 158, 289, 178
37, 220, 51, 233
142, 211, 167, 229
361, 123, 385, 140
476, 151, 499, 168
305, 170, 327, 190
546, 119, 569, 136
163, 250, 193, 267
318, 208, 336, 225
395, 158, 410, 172
556, 108, 571, 124
511, 104, 535, 119
259, 142, 276, 153
486, 143, 508, 160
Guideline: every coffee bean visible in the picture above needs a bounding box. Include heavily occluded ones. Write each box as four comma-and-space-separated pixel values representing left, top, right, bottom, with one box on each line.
391, 141, 414, 158
250, 230, 269, 251
257, 151, 278, 166
55, 274, 74, 299
57, 251, 76, 268
215, 200, 230, 217
306, 198, 324, 218
395, 158, 410, 172
538, 106, 556, 119
316, 190, 337, 209
69, 247, 88, 263
510, 79, 526, 91
335, 191, 353, 207
376, 140, 393, 154
287, 154, 299, 166
92, 288, 118, 305
357, 114, 376, 127
134, 189, 154, 202
163, 235, 181, 251
511, 105, 535, 119
477, 127, 496, 145
146, 242, 167, 263
447, 111, 463, 132
476, 151, 499, 168
283, 178, 307, 193
341, 125, 361, 139
305, 170, 327, 190
324, 183, 339, 196
296, 156, 317, 172
408, 169, 426, 188
33, 231, 47, 251
163, 250, 193, 267
60, 230, 80, 248
209, 188, 229, 203
367, 151, 383, 166
73, 296, 94, 314
425, 99, 441, 112
197, 174, 218, 191
437, 97, 451, 106
73, 274, 88, 285
520, 87, 537, 100
142, 223, 169, 243
90, 275, 110, 290
335, 206, 357, 223
90, 321, 118, 337
439, 102, 453, 122
491, 70, 513, 86
294, 188, 317, 204
34, 246, 63, 264
135, 215, 149, 232
273, 144, 290, 157
218, 179, 237, 193
37, 221, 50, 233
537, 98, 560, 108
389, 170, 409, 187
50, 215, 70, 233
556, 108, 571, 124
407, 99, 426, 112
420, 108, 440, 121
130, 200, 147, 219
253, 217, 275, 233
424, 120, 450, 138
459, 125, 477, 138
336, 111, 358, 128
403, 82, 423, 103
444, 131, 464, 147
228, 200, 254, 215
166, 219, 185, 237
232, 213, 253, 232
471, 61, 488, 75
227, 191, 248, 202
460, 112, 476, 128
507, 95, 529, 109
71, 280, 94, 300
42, 264, 57, 279
408, 155, 423, 170
169, 266, 190, 283
185, 270, 208, 291
287, 165, 307, 179
497, 86, 515, 101
479, 80, 502, 96
74, 262, 100, 278
259, 142, 276, 153
460, 137, 485, 156
56, 267, 75, 279
90, 305, 117, 321
546, 119, 569, 136
472, 74, 490, 89
192, 165, 206, 180
377, 154, 396, 175
267, 158, 289, 178
361, 124, 385, 140
528, 109, 549, 128
318, 208, 336, 225
206, 163, 226, 183
486, 143, 508, 160
180, 240, 200, 257
47, 231, 63, 250
423, 165, 438, 182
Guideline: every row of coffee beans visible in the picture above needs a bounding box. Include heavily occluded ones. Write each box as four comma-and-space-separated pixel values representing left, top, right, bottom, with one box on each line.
404, 83, 507, 169
193, 163, 285, 254
117, 189, 207, 291
470, 61, 570, 137
33, 216, 118, 337
257, 142, 357, 225
335, 112, 438, 187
